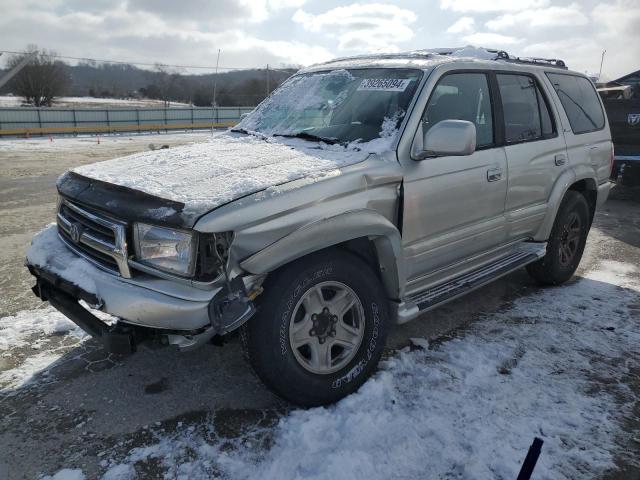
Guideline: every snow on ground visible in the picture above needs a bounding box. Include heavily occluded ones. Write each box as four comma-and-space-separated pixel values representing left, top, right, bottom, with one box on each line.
0, 305, 81, 351
0, 95, 190, 108
25, 258, 631, 480
0, 131, 213, 152
3, 258, 637, 478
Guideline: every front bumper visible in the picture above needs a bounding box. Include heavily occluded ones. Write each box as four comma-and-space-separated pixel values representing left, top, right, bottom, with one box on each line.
26, 225, 255, 353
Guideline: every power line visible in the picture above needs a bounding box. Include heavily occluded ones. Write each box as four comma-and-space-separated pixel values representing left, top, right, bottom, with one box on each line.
0, 49, 299, 73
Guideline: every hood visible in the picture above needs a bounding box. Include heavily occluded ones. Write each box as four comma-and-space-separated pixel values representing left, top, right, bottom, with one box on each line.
64, 132, 373, 227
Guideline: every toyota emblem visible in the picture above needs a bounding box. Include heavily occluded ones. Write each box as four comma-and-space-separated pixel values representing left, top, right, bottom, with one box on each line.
69, 222, 83, 243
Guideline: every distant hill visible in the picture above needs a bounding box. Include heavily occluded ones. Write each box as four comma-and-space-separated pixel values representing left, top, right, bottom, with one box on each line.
0, 62, 298, 107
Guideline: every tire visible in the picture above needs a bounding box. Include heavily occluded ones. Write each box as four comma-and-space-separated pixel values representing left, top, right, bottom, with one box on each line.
526, 190, 590, 285
241, 249, 390, 407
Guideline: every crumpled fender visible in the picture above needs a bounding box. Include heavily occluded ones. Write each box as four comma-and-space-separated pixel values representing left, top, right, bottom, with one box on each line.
240, 209, 405, 299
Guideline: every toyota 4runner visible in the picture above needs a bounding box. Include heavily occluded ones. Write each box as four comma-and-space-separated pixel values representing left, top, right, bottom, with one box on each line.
26, 48, 613, 406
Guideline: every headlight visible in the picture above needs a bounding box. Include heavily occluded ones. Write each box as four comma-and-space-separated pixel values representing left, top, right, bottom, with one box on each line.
133, 223, 197, 276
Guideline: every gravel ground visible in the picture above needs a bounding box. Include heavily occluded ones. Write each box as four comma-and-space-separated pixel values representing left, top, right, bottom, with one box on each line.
0, 133, 638, 479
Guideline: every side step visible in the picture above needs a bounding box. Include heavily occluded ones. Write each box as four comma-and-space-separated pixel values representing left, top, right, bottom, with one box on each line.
396, 242, 546, 324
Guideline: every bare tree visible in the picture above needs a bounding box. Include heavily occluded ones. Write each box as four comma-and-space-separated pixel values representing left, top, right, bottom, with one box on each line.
154, 63, 183, 107
7, 45, 70, 107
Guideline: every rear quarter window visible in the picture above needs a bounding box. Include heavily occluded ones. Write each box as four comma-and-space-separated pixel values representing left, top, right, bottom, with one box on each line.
546, 73, 605, 134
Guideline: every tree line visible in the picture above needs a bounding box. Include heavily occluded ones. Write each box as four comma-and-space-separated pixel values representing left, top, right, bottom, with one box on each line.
1, 46, 297, 107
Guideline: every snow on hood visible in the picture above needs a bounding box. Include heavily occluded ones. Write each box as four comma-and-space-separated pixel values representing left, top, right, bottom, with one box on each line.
72, 132, 376, 217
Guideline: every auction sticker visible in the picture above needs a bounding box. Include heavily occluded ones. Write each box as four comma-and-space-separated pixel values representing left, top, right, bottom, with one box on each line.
357, 78, 412, 92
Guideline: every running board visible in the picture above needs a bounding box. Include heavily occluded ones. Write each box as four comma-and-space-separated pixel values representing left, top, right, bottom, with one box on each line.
396, 242, 546, 324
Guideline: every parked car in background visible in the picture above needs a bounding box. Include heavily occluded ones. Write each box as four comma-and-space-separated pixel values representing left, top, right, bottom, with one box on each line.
26, 48, 612, 406
598, 71, 640, 185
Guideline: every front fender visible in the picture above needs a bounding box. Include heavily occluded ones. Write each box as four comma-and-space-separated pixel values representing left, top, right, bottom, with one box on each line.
240, 209, 405, 299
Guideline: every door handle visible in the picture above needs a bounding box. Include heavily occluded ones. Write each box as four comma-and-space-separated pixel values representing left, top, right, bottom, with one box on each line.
487, 168, 502, 182
554, 154, 567, 166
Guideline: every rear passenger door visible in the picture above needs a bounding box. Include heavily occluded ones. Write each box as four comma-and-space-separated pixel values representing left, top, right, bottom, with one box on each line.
496, 73, 568, 241
546, 73, 611, 185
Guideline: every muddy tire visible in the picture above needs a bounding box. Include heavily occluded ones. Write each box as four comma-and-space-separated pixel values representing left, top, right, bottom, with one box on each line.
241, 249, 389, 407
526, 190, 590, 285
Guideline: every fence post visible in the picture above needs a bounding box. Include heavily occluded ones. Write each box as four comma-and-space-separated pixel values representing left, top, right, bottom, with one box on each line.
191, 107, 194, 127
106, 109, 110, 131
36, 108, 42, 135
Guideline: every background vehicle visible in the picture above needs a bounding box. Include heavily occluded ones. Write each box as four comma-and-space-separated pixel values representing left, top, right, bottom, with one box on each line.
598, 70, 640, 185
26, 48, 612, 406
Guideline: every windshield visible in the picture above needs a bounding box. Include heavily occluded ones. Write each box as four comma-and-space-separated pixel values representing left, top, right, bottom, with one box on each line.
236, 68, 423, 145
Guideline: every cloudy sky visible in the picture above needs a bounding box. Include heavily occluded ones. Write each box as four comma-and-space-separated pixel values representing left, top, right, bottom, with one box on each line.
1, 0, 639, 79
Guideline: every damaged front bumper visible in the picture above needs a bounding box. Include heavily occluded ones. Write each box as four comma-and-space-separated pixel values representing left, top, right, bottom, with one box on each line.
26, 226, 256, 354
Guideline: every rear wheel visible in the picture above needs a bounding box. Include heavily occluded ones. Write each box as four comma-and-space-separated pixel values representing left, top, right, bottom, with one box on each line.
241, 249, 389, 407
526, 190, 590, 285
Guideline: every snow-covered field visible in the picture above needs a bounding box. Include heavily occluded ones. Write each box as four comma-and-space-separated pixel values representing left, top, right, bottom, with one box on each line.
0, 95, 190, 108
3, 258, 639, 479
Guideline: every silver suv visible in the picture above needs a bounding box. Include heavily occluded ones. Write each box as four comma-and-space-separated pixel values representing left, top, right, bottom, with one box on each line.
26, 48, 613, 406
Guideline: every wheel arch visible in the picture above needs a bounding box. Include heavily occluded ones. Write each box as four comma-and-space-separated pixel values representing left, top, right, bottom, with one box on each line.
240, 209, 405, 300
534, 170, 597, 241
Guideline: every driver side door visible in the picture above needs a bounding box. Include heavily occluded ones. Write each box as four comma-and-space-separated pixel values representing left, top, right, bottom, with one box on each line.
401, 71, 508, 291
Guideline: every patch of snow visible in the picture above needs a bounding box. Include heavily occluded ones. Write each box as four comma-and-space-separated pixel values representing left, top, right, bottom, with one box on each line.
0, 350, 63, 390
100, 464, 135, 480
146, 206, 177, 219
73, 132, 373, 217
408, 337, 429, 350
0, 95, 190, 108
449, 46, 500, 61
0, 131, 211, 152
41, 468, 86, 480
25, 224, 99, 295
98, 260, 640, 479
0, 306, 83, 351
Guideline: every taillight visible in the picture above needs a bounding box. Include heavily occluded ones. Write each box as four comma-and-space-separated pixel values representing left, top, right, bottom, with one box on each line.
610, 143, 615, 175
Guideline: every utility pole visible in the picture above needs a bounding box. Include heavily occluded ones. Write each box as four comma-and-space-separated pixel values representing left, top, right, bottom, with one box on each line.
0, 51, 37, 90
598, 50, 606, 82
212, 48, 221, 107
266, 64, 270, 97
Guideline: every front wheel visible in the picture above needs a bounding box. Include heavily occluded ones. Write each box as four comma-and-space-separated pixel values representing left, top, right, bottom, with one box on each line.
241, 249, 390, 407
527, 190, 591, 285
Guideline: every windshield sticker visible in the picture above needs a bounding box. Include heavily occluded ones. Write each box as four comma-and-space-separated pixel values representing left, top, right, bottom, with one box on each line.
357, 78, 412, 92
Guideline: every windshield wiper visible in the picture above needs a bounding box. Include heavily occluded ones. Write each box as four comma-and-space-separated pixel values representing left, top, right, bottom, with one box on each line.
273, 132, 339, 145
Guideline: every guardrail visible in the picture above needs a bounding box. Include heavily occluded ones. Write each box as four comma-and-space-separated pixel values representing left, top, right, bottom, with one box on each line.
0, 106, 254, 136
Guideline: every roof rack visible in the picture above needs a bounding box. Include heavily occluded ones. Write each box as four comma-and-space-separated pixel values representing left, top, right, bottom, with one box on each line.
433, 48, 568, 70
315, 47, 568, 70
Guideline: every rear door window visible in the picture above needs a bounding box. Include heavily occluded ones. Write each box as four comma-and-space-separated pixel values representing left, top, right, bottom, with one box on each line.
546, 73, 605, 134
496, 74, 555, 143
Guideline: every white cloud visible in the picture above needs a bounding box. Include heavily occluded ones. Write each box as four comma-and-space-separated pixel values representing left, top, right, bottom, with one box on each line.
440, 0, 549, 13
462, 32, 523, 47
486, 3, 588, 31
293, 3, 417, 51
447, 16, 475, 34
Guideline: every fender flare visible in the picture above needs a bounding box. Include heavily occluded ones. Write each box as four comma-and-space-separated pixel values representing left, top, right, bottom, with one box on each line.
534, 168, 597, 241
240, 209, 405, 299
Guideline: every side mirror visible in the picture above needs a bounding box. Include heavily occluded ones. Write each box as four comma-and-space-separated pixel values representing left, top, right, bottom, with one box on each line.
412, 120, 477, 160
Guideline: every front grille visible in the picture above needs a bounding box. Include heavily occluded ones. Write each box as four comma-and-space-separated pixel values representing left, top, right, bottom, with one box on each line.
57, 199, 131, 277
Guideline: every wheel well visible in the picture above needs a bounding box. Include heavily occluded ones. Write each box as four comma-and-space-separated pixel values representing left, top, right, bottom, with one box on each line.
568, 179, 597, 224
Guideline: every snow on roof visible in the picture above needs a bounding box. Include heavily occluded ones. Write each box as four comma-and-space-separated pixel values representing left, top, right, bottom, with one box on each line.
302, 46, 568, 73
